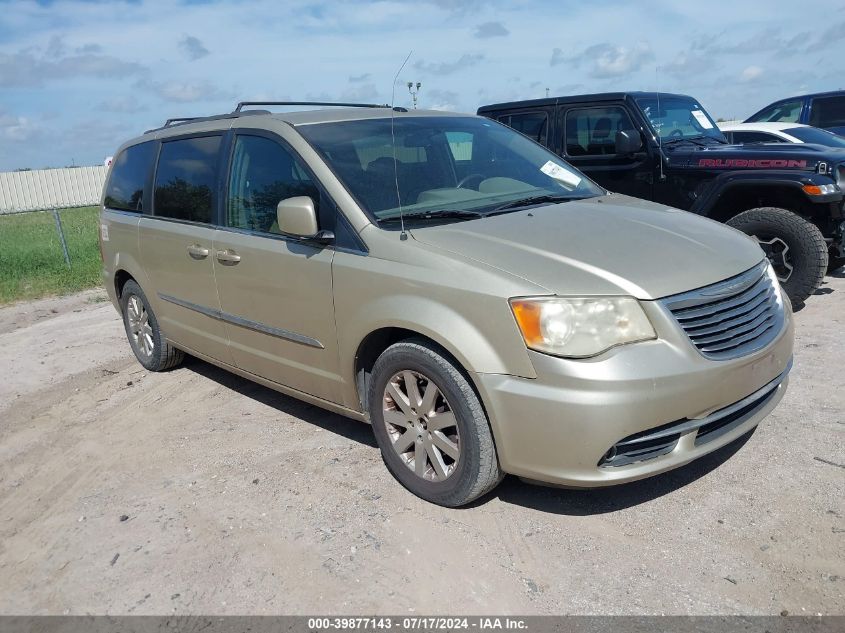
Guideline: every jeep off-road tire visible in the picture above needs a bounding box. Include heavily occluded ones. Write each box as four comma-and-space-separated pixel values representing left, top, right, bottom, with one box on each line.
368, 339, 502, 507
120, 280, 184, 371
727, 207, 828, 306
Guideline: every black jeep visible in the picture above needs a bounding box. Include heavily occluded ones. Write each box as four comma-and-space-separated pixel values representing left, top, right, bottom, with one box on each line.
478, 92, 845, 305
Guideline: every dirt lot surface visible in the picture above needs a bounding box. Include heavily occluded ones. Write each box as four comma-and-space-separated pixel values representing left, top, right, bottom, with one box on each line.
1, 276, 843, 616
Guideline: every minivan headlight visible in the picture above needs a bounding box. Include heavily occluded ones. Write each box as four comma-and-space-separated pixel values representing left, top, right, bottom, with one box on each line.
510, 296, 656, 358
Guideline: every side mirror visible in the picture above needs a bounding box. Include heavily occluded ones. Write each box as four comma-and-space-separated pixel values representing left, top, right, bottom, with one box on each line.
276, 196, 333, 244
615, 129, 643, 155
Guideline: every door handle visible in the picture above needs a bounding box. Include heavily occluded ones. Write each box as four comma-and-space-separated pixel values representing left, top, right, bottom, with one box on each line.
187, 244, 209, 259
215, 249, 241, 265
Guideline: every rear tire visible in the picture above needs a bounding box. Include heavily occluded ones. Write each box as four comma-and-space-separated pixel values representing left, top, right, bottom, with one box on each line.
120, 280, 184, 371
726, 207, 828, 305
368, 339, 502, 507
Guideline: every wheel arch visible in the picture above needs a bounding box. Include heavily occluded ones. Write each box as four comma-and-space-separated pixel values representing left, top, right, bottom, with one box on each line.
340, 292, 536, 414
353, 326, 492, 416
114, 269, 136, 299
690, 173, 830, 223
107, 251, 154, 309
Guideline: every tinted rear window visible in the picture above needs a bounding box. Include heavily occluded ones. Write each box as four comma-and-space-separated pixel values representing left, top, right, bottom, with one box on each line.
104, 142, 156, 212
154, 135, 221, 223
809, 96, 845, 128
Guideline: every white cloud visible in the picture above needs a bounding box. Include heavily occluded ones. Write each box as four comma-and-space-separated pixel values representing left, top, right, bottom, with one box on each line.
589, 42, 654, 78
551, 41, 654, 78
0, 111, 43, 142
740, 65, 764, 82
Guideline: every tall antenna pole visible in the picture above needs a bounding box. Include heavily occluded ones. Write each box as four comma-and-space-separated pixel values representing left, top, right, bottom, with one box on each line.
392, 53, 413, 240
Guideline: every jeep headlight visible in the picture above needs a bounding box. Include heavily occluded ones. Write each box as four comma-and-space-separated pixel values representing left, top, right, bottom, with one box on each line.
510, 296, 656, 358
803, 183, 839, 195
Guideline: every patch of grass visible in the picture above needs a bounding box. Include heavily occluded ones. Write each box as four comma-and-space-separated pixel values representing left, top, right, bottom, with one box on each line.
0, 206, 102, 304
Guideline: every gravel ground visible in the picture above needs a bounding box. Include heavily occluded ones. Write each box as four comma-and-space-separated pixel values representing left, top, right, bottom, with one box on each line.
0, 274, 843, 615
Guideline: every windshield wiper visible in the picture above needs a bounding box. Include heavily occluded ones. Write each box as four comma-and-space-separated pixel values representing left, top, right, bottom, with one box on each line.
379, 209, 485, 223
490, 194, 579, 213
663, 134, 728, 147
662, 135, 709, 147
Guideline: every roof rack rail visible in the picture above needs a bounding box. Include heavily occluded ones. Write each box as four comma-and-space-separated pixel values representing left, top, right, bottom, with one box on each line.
234, 101, 389, 112
163, 117, 200, 127
144, 109, 272, 134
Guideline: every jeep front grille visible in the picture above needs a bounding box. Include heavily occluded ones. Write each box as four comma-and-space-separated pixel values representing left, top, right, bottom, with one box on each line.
661, 261, 784, 360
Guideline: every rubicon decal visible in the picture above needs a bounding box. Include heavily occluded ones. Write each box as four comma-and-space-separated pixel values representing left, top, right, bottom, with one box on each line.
698, 158, 807, 168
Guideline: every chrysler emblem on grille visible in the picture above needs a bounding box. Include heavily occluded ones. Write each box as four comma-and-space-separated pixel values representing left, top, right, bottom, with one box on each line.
699, 279, 754, 297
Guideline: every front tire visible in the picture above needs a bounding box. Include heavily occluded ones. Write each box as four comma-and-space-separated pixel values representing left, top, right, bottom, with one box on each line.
120, 280, 184, 371
727, 207, 828, 305
368, 340, 502, 507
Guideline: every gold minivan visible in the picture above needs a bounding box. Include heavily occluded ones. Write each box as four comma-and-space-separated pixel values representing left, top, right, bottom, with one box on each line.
100, 102, 794, 506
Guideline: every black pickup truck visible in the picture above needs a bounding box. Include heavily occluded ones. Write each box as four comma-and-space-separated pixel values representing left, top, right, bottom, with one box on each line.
478, 92, 845, 305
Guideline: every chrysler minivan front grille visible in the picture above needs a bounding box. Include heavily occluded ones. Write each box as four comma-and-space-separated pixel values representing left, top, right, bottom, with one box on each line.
661, 261, 784, 360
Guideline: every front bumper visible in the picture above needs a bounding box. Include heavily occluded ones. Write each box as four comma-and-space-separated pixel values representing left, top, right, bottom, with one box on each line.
475, 299, 794, 487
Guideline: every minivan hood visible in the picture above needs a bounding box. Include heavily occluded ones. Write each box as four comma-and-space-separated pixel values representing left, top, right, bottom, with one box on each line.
410, 194, 764, 300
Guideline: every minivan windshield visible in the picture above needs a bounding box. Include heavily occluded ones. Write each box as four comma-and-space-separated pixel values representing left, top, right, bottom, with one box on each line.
297, 116, 604, 222
635, 96, 727, 144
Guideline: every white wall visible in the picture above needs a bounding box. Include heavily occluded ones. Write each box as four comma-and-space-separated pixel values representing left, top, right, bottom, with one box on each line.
0, 166, 107, 214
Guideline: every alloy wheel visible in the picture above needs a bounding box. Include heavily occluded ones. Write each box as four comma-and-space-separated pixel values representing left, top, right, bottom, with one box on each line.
126, 294, 154, 358
382, 370, 461, 482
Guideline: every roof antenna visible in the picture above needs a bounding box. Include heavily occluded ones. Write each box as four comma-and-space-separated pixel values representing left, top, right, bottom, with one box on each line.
655, 66, 666, 182
391, 50, 413, 241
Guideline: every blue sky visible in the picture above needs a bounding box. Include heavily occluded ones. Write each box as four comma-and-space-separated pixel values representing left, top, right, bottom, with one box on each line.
1, 0, 843, 170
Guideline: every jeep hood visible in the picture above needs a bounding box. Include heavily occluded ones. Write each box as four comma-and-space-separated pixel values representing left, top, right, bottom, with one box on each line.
410, 194, 764, 300
669, 141, 845, 171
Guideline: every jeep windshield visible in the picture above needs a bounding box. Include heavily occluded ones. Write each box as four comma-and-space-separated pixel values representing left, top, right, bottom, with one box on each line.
297, 116, 604, 223
635, 96, 727, 144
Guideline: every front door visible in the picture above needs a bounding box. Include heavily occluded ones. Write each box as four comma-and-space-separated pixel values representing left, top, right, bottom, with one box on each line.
139, 134, 231, 363
556, 104, 654, 201
212, 133, 342, 403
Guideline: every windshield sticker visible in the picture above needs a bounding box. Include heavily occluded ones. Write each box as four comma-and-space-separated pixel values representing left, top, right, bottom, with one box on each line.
691, 110, 714, 129
541, 160, 582, 187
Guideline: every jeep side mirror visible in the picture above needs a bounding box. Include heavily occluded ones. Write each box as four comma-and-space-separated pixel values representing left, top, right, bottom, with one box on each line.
276, 196, 334, 244
615, 129, 643, 155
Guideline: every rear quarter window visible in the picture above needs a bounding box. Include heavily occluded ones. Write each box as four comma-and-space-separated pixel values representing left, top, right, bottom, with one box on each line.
809, 96, 845, 128
153, 135, 221, 223
104, 142, 156, 212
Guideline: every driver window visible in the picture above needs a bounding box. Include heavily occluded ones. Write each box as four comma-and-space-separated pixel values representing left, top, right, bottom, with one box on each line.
565, 107, 634, 156
227, 135, 319, 234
